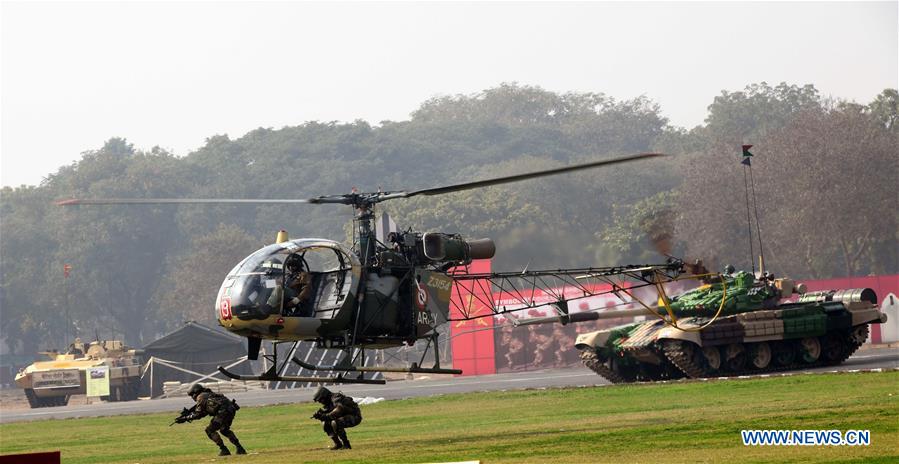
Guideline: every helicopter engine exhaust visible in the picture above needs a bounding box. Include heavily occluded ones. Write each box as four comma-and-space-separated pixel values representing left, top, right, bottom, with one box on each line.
423, 233, 496, 262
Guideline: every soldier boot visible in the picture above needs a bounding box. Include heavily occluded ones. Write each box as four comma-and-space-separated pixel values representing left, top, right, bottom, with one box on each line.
337, 428, 351, 449
328, 434, 343, 450
222, 429, 246, 454
208, 429, 231, 456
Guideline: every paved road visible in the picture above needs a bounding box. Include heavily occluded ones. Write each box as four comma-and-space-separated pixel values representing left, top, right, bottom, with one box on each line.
2, 347, 896, 424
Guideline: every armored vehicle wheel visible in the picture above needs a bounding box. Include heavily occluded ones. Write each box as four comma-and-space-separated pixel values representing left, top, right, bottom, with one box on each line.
773, 341, 796, 366
799, 337, 821, 363
724, 343, 747, 372
701, 346, 722, 373
749, 342, 772, 370
821, 333, 846, 365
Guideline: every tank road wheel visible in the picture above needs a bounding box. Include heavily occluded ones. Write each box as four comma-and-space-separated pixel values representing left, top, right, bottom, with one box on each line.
609, 357, 639, 383
724, 343, 747, 372
749, 342, 772, 370
799, 337, 821, 363
701, 346, 722, 373
821, 333, 847, 365
773, 341, 796, 366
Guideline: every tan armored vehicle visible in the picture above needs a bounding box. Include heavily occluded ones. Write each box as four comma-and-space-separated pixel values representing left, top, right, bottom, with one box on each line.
14, 339, 143, 408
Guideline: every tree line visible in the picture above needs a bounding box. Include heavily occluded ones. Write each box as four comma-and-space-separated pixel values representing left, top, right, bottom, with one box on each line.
1, 83, 895, 354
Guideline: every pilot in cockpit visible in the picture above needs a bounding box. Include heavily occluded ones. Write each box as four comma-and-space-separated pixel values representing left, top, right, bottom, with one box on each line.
267, 260, 312, 316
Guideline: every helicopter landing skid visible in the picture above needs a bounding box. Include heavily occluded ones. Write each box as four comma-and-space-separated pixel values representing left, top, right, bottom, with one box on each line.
290, 357, 462, 375
216, 365, 385, 385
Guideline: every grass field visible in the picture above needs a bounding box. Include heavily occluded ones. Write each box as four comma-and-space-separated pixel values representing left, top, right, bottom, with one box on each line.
1, 371, 897, 463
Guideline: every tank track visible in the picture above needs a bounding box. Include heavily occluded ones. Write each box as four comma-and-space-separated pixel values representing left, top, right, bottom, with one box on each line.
661, 342, 706, 378
834, 325, 867, 365
662, 325, 869, 379
579, 350, 628, 384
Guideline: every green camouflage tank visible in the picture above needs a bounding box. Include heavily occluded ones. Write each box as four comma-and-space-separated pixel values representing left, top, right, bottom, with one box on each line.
574, 270, 887, 383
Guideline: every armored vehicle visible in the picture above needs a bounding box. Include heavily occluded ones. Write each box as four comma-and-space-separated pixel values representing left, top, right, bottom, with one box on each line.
15, 339, 143, 408
574, 269, 887, 383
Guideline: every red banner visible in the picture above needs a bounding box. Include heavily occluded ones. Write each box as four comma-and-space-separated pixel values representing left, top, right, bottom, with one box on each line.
449, 259, 495, 376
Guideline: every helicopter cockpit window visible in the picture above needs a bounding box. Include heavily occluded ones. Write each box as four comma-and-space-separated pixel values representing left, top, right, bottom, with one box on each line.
225, 243, 352, 319
279, 247, 350, 316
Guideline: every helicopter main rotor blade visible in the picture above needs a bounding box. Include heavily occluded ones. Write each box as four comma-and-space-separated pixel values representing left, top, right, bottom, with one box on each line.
56, 198, 316, 206
56, 152, 665, 207
398, 152, 665, 199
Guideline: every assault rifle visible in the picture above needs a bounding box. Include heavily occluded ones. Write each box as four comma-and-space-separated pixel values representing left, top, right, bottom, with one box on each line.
170, 405, 197, 426
311, 408, 330, 421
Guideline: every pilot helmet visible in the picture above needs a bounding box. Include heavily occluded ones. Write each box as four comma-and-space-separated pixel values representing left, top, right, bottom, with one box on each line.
285, 254, 305, 274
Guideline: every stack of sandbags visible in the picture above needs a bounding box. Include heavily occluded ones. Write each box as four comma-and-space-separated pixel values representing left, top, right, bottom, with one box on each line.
163, 381, 185, 396
163, 380, 268, 397
204, 380, 267, 393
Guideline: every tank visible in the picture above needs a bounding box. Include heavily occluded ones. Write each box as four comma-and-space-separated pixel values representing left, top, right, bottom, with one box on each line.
14, 339, 144, 408
573, 270, 888, 383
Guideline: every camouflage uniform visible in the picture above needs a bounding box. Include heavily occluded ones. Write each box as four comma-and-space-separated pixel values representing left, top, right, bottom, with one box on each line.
183, 384, 246, 456
312, 386, 362, 450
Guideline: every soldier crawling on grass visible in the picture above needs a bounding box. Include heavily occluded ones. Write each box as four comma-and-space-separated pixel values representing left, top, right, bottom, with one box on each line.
311, 386, 362, 450
175, 384, 247, 456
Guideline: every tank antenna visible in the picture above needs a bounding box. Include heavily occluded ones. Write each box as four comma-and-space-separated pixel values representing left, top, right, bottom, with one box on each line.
748, 155, 765, 275
741, 145, 756, 274
742, 145, 766, 275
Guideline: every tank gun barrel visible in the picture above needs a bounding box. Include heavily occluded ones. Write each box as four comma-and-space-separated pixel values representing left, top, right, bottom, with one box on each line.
512, 307, 651, 327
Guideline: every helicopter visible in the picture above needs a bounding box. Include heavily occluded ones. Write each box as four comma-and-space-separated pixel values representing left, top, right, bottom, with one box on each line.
58, 152, 694, 385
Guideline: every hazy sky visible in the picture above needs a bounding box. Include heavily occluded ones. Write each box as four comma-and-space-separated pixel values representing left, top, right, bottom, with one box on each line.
2, 1, 896, 188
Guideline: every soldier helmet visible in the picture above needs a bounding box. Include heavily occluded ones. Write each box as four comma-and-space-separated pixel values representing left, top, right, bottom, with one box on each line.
313, 386, 332, 403
188, 383, 207, 399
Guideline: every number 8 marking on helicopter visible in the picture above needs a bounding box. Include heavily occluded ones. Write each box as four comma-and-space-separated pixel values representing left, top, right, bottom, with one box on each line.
220, 297, 232, 320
